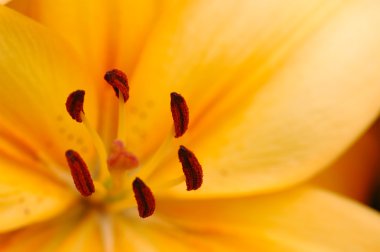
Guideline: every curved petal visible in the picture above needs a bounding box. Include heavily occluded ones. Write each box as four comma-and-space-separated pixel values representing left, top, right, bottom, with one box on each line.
2, 211, 105, 252
7, 0, 168, 145
8, 0, 380, 199
7, 0, 161, 75
146, 0, 380, 197
0, 157, 76, 233
157, 187, 380, 251
124, 0, 345, 159
56, 212, 103, 252
0, 6, 98, 166
0, 208, 89, 251
114, 212, 233, 251
311, 120, 380, 203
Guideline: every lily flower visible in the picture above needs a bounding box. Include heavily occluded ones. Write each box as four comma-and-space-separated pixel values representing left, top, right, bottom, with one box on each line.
1, 0, 380, 251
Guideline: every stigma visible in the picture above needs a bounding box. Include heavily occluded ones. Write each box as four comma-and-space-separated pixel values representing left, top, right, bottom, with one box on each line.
63, 68, 203, 218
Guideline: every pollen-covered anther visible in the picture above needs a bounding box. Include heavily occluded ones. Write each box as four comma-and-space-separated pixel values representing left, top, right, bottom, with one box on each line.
178, 145, 203, 191
104, 69, 129, 102
170, 92, 189, 138
66, 90, 85, 122
132, 177, 155, 218
65, 150, 95, 197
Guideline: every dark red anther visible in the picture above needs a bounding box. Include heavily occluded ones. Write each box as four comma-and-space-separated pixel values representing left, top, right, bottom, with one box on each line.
66, 90, 85, 122
65, 150, 95, 197
170, 92, 189, 138
132, 177, 155, 218
104, 69, 129, 102
178, 145, 203, 191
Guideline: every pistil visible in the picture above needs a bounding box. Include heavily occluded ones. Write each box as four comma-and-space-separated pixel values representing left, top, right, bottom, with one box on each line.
107, 140, 139, 192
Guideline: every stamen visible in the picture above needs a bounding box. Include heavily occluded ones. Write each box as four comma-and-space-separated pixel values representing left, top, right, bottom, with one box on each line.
65, 150, 95, 196
37, 151, 74, 187
66, 90, 85, 122
65, 90, 110, 181
170, 92, 189, 138
137, 133, 173, 180
80, 113, 110, 181
132, 177, 155, 218
178, 145, 203, 191
104, 69, 129, 102
117, 90, 127, 141
104, 69, 129, 140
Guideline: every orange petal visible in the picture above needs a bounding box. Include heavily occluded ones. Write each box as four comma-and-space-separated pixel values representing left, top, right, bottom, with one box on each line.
8, 0, 161, 76
0, 6, 98, 166
312, 119, 380, 203
0, 158, 76, 232
146, 0, 380, 197
157, 186, 380, 251
8, 0, 165, 144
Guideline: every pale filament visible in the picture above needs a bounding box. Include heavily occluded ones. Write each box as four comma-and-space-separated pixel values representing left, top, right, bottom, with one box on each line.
151, 175, 186, 190
135, 128, 175, 180
36, 150, 74, 188
117, 90, 127, 141
80, 112, 110, 181
38, 151, 108, 202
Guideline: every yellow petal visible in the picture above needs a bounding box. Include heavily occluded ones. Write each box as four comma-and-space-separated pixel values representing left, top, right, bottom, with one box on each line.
56, 212, 103, 252
312, 119, 380, 203
113, 213, 228, 251
146, 0, 380, 197
8, 0, 161, 76
0, 208, 86, 251
0, 6, 98, 165
116, 0, 345, 159
0, 157, 76, 232
8, 0, 167, 144
157, 187, 380, 251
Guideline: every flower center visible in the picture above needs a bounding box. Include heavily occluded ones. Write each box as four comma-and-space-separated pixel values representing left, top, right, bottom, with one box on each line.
64, 69, 203, 218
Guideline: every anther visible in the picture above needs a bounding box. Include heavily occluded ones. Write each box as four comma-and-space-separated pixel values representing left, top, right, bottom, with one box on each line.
132, 177, 155, 218
65, 150, 95, 196
178, 145, 203, 191
170, 92, 189, 138
66, 90, 85, 122
104, 69, 129, 102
